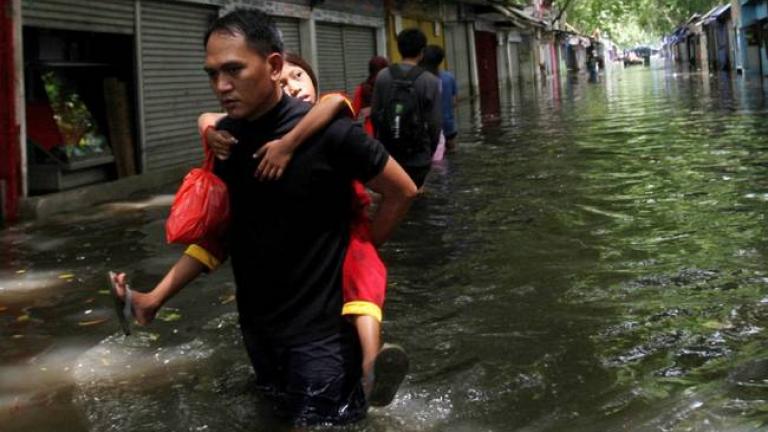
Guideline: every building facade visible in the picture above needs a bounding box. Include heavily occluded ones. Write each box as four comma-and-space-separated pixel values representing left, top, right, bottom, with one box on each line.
1, 0, 560, 221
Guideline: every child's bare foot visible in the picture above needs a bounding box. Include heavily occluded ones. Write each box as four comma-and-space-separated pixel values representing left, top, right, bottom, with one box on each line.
109, 272, 159, 327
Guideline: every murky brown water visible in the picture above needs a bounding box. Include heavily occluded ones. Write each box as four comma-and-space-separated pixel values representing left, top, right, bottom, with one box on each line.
3, 64, 768, 431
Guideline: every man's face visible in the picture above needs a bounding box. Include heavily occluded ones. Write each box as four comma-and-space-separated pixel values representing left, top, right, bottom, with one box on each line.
204, 31, 282, 120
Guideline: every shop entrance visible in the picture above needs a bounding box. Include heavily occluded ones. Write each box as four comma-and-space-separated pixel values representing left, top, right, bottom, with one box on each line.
23, 27, 137, 194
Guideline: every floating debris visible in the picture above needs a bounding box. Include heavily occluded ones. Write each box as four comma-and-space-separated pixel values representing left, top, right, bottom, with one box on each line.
78, 318, 109, 327
219, 293, 235, 305
157, 309, 182, 322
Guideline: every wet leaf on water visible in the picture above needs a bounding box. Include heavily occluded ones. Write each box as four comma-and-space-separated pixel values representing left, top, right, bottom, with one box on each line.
702, 320, 729, 330
78, 318, 109, 327
101, 358, 110, 366
12, 334, 23, 339
16, 314, 30, 322
97, 289, 109, 295
16, 269, 26, 274
59, 273, 75, 280
157, 309, 182, 322
147, 333, 160, 342
220, 294, 235, 305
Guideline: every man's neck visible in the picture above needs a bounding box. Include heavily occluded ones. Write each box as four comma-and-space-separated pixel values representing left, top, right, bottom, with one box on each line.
246, 86, 283, 122
401, 58, 419, 66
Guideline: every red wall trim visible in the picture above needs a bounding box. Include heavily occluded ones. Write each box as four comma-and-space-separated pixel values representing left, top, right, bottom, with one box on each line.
0, 0, 19, 222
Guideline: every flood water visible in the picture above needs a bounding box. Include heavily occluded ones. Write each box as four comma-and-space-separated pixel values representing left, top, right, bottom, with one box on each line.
3, 65, 768, 431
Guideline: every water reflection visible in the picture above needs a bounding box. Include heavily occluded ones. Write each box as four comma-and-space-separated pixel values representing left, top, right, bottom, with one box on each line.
2, 68, 768, 431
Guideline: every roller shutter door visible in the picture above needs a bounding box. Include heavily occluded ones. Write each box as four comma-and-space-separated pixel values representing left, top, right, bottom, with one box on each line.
141, 1, 219, 171
317, 23, 376, 96
316, 23, 346, 94
273, 16, 301, 55
509, 42, 520, 81
342, 25, 376, 96
22, 0, 134, 34
446, 23, 470, 94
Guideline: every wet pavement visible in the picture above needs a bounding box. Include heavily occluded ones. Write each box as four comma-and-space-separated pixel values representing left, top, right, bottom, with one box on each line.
3, 65, 768, 431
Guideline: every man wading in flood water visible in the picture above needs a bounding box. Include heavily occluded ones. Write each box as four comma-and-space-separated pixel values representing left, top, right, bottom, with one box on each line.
112, 9, 417, 427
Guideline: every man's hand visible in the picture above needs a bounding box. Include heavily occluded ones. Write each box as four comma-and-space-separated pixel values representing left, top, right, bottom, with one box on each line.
207, 128, 238, 160
366, 157, 418, 246
252, 138, 295, 181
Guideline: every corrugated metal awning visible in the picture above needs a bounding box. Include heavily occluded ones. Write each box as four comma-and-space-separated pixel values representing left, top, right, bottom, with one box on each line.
490, 4, 546, 30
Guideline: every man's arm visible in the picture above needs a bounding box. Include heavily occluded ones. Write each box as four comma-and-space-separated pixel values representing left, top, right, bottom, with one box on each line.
452, 75, 459, 107
427, 78, 443, 154
365, 156, 418, 247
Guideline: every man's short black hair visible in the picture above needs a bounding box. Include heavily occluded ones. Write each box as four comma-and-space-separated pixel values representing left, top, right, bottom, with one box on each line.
421, 44, 445, 74
204, 8, 284, 56
397, 28, 427, 59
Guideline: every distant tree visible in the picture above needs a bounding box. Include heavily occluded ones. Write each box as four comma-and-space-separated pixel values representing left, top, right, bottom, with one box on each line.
548, 0, 722, 47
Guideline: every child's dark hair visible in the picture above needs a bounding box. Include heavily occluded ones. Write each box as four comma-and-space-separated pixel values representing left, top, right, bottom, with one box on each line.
204, 8, 283, 56
284, 52, 318, 93
397, 28, 427, 59
420, 45, 445, 76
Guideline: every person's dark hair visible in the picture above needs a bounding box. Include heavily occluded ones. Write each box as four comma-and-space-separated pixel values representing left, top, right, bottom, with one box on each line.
204, 8, 283, 56
360, 56, 389, 108
420, 45, 444, 76
284, 52, 318, 93
397, 28, 427, 58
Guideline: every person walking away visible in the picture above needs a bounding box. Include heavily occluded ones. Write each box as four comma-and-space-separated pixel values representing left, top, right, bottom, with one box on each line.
371, 28, 441, 190
420, 45, 458, 153
352, 56, 389, 136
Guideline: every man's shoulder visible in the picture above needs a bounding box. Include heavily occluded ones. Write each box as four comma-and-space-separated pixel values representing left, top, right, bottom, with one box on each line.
415, 71, 440, 94
216, 116, 241, 132
374, 66, 393, 84
320, 115, 356, 139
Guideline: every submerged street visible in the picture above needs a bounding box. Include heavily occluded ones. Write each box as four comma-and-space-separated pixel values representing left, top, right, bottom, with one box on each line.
3, 66, 768, 431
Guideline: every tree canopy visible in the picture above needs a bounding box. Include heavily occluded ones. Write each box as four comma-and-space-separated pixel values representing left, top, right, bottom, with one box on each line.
553, 0, 724, 47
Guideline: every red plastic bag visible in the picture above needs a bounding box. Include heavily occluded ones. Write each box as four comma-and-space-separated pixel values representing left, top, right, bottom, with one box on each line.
165, 141, 229, 244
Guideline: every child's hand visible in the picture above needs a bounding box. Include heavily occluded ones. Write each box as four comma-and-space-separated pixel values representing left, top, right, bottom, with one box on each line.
207, 128, 238, 160
253, 138, 294, 181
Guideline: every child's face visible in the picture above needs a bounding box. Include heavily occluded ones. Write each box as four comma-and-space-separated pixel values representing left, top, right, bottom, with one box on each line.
280, 62, 317, 104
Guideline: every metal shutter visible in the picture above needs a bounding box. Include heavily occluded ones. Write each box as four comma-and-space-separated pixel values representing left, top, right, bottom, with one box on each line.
342, 25, 376, 96
273, 16, 301, 55
22, 0, 134, 34
446, 24, 470, 95
316, 23, 346, 94
140, 1, 219, 171
509, 42, 520, 81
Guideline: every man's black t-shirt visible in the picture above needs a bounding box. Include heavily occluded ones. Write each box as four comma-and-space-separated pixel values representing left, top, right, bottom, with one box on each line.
214, 95, 389, 346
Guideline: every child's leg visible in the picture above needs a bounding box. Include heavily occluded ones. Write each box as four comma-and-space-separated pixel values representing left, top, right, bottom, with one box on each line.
352, 314, 381, 394
111, 253, 207, 325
